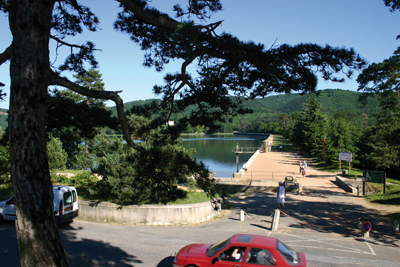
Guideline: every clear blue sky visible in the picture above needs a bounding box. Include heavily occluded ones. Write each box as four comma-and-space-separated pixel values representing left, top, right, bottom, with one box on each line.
0, 0, 399, 109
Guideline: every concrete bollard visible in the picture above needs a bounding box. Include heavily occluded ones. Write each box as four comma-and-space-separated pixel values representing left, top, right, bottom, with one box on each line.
240, 210, 245, 222
394, 220, 399, 232
362, 229, 370, 238
271, 209, 280, 231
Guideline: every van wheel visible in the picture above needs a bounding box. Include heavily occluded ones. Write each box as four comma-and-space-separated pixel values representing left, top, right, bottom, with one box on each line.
0, 214, 4, 224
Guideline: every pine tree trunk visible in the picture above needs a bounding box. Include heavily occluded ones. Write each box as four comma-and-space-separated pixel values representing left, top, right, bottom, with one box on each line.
8, 1, 69, 266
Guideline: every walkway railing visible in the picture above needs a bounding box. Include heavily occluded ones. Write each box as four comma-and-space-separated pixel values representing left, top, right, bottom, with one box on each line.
210, 171, 297, 180
231, 147, 261, 153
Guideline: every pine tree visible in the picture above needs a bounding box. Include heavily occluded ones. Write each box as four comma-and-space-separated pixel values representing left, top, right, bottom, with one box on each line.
325, 115, 360, 165
46, 135, 68, 170
291, 94, 327, 157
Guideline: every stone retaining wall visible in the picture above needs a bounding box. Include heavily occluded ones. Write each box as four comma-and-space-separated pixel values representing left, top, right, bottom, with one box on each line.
335, 176, 358, 194
77, 199, 220, 226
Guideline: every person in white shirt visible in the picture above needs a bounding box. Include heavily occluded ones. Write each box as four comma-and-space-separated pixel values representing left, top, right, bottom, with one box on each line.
302, 161, 307, 177
277, 181, 286, 210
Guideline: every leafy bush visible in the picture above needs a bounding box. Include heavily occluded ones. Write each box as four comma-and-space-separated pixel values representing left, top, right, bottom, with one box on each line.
51, 171, 98, 187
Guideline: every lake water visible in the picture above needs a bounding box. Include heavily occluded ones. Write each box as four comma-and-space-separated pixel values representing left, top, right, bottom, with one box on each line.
181, 135, 266, 173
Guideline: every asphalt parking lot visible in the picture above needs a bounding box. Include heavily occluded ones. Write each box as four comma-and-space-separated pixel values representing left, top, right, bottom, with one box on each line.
1, 191, 400, 267
1, 151, 399, 266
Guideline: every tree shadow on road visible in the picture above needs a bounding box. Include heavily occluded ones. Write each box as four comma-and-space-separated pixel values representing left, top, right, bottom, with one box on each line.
225, 190, 400, 247
60, 223, 142, 266
0, 222, 141, 267
284, 198, 400, 247
157, 256, 174, 267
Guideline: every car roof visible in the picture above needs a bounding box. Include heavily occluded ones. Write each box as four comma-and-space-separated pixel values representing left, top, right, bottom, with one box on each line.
52, 185, 76, 192
229, 234, 277, 248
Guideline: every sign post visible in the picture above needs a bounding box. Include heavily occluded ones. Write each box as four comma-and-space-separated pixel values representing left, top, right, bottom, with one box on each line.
339, 151, 352, 171
361, 221, 372, 238
363, 170, 386, 194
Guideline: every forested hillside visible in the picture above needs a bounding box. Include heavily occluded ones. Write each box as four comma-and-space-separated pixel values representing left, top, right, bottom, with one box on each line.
107, 89, 380, 133
110, 89, 379, 116
239, 89, 380, 116
0, 89, 380, 133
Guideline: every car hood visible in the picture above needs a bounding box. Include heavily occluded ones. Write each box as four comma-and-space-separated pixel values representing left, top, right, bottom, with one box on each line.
178, 243, 212, 257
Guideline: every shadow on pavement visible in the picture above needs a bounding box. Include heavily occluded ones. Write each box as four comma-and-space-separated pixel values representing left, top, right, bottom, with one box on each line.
0, 222, 142, 267
60, 223, 142, 266
225, 190, 400, 247
0, 222, 19, 266
157, 256, 174, 267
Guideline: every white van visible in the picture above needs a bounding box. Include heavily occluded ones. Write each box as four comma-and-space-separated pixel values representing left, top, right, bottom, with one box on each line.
0, 185, 79, 224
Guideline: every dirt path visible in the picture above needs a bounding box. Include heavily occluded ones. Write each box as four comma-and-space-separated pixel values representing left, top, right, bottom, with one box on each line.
244, 150, 400, 214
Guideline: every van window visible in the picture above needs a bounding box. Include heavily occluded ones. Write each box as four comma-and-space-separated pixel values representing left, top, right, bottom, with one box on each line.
72, 190, 77, 202
64, 192, 72, 205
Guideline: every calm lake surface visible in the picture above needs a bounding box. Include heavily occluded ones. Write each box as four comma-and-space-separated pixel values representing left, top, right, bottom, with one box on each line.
181, 135, 266, 172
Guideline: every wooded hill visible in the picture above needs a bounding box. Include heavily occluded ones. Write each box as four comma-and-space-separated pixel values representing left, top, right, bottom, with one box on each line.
110, 89, 380, 117
0, 89, 381, 132
240, 89, 380, 116
109, 89, 380, 133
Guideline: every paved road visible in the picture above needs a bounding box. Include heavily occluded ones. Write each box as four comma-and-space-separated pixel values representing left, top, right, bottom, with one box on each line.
1, 150, 400, 266
1, 191, 400, 267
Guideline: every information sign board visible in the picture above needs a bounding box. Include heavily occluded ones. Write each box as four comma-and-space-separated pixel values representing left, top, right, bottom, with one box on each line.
339, 151, 352, 162
364, 170, 384, 183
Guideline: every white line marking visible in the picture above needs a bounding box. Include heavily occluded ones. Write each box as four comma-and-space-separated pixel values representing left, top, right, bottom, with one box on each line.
289, 244, 375, 255
364, 240, 376, 255
283, 233, 375, 255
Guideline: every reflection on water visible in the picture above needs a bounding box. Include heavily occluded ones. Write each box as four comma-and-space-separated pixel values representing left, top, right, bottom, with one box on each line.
181, 135, 265, 172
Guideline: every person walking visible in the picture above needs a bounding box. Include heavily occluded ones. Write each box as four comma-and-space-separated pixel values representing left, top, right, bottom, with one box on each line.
242, 163, 248, 172
299, 161, 303, 173
302, 161, 307, 177
277, 181, 286, 211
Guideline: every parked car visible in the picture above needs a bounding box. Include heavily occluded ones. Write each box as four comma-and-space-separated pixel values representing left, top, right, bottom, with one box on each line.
0, 185, 79, 224
173, 234, 307, 267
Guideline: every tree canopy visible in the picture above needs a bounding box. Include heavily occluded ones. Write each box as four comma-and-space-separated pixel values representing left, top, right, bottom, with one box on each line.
355, 0, 400, 176
0, 1, 366, 266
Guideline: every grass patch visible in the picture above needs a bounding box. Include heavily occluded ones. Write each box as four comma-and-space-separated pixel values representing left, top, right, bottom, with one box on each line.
365, 183, 400, 206
387, 178, 400, 185
76, 188, 214, 205
167, 191, 212, 205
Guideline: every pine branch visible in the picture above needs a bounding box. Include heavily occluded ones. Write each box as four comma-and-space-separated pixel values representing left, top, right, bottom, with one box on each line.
49, 71, 150, 155
0, 44, 12, 65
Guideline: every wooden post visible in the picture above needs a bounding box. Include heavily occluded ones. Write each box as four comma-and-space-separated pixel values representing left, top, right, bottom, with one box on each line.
236, 153, 239, 173
383, 172, 386, 194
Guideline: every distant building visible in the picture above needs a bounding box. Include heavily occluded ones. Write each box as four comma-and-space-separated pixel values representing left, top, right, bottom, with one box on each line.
167, 120, 174, 126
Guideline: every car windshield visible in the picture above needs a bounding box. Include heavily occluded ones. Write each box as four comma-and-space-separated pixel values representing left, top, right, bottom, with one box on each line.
276, 240, 300, 264
206, 237, 231, 257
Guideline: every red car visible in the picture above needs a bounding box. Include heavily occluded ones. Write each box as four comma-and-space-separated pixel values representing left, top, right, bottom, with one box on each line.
173, 234, 306, 267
